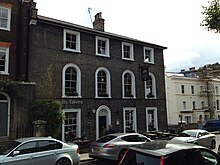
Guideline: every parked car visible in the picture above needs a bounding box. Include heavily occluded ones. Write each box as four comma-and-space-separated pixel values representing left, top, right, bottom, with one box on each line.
200, 119, 220, 132
118, 140, 220, 165
170, 129, 216, 149
0, 137, 80, 165
89, 133, 151, 161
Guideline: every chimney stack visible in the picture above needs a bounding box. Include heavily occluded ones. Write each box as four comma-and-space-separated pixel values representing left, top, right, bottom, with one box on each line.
93, 12, 105, 31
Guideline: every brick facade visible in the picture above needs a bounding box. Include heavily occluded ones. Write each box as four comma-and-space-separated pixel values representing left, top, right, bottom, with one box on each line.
28, 12, 168, 140
0, 0, 35, 143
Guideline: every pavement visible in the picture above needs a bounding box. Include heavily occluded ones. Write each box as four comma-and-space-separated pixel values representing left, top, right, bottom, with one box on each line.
80, 153, 93, 162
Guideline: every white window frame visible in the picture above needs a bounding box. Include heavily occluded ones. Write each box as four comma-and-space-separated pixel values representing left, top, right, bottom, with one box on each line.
145, 73, 156, 99
95, 67, 111, 98
0, 46, 9, 75
62, 109, 81, 141
143, 47, 154, 63
96, 36, 109, 57
63, 29, 80, 52
146, 107, 158, 132
122, 42, 134, 61
122, 70, 136, 98
123, 107, 137, 133
0, 5, 11, 31
62, 63, 81, 98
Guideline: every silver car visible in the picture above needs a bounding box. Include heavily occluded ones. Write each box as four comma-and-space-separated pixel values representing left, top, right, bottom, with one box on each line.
170, 129, 216, 149
0, 137, 80, 165
89, 133, 152, 161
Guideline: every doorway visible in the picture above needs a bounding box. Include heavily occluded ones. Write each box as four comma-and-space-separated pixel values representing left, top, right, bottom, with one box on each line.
96, 105, 111, 139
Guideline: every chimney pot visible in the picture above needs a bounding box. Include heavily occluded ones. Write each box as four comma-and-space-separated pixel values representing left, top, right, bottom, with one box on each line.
93, 12, 105, 31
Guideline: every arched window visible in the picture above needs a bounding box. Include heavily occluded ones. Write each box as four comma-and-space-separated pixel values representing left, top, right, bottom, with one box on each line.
145, 73, 156, 99
122, 70, 136, 98
95, 67, 111, 98
62, 64, 81, 97
0, 93, 10, 137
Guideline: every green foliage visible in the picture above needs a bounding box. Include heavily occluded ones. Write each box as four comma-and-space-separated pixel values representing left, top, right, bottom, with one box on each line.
0, 79, 23, 97
37, 64, 54, 99
201, 0, 220, 33
30, 99, 64, 138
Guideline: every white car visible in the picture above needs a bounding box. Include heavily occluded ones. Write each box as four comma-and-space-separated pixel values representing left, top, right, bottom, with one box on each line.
170, 129, 216, 149
0, 137, 80, 165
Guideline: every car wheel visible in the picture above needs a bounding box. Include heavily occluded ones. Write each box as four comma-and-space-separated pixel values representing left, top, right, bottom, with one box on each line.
210, 139, 216, 149
118, 149, 127, 162
56, 158, 71, 165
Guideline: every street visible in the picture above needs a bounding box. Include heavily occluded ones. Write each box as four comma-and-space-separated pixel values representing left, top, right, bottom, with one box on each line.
80, 133, 220, 165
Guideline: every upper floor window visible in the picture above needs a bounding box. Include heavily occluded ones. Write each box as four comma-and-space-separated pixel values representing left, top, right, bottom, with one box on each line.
201, 101, 204, 109
191, 85, 194, 94
0, 4, 11, 31
96, 36, 109, 57
216, 86, 219, 95
63, 29, 80, 52
95, 67, 111, 98
62, 64, 81, 98
217, 100, 219, 110
183, 101, 186, 110
122, 42, 134, 60
181, 85, 185, 94
192, 101, 196, 110
144, 47, 154, 63
122, 70, 136, 98
0, 43, 10, 75
145, 73, 156, 99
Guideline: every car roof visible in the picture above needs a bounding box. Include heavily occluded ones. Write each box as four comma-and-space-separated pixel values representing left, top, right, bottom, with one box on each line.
130, 140, 205, 156
15, 136, 57, 143
107, 132, 145, 137
183, 129, 206, 133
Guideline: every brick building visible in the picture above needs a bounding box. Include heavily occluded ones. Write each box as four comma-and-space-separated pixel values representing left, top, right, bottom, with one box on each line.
0, 0, 35, 143
28, 4, 168, 141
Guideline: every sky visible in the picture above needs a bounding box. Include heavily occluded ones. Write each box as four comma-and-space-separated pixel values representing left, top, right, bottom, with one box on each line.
34, 0, 220, 72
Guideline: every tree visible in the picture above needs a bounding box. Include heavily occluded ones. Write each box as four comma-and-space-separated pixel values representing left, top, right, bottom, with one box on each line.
30, 99, 64, 138
37, 64, 54, 99
31, 64, 64, 138
201, 0, 220, 33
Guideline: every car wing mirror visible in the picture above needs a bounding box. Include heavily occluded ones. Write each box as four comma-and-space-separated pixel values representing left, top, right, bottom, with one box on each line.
12, 151, 20, 156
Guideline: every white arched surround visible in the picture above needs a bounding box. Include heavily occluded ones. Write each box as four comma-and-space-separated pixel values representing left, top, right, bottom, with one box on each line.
95, 67, 111, 98
145, 73, 157, 99
96, 105, 111, 139
122, 70, 136, 98
62, 63, 81, 98
0, 92, 11, 137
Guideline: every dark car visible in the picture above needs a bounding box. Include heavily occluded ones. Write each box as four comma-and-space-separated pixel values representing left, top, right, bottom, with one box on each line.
118, 140, 220, 165
201, 119, 220, 132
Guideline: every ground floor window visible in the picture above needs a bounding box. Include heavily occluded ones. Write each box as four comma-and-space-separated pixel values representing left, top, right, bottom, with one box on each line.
0, 93, 10, 137
123, 108, 137, 133
62, 109, 81, 142
146, 107, 158, 132
185, 116, 192, 124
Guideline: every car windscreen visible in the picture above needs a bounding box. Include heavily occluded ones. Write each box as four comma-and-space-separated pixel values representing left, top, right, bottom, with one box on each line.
179, 131, 196, 137
120, 149, 160, 165
96, 135, 117, 143
0, 141, 21, 155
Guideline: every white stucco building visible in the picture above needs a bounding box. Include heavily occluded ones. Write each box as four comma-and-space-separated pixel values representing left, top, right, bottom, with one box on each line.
165, 70, 220, 126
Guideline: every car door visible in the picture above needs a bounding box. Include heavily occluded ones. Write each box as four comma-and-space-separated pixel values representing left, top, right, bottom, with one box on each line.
197, 132, 211, 148
34, 140, 63, 165
3, 141, 37, 165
